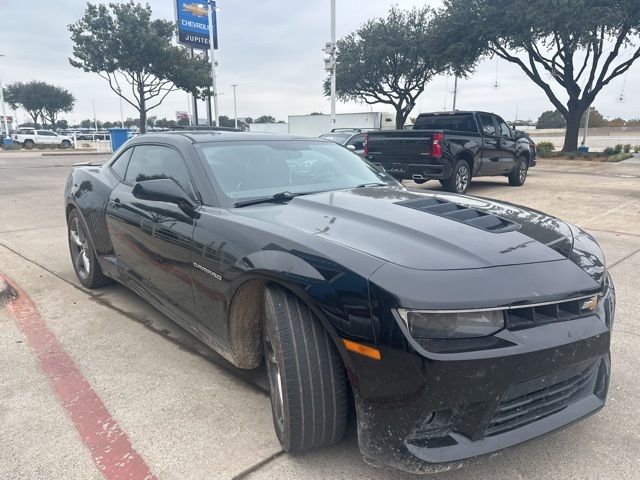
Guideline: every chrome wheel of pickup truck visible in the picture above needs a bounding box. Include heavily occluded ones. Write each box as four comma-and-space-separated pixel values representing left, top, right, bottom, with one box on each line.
443, 160, 471, 194
509, 156, 529, 186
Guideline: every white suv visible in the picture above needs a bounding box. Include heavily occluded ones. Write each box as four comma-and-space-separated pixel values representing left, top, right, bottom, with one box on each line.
12, 128, 73, 149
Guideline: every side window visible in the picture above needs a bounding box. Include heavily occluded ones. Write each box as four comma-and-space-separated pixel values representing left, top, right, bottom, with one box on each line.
124, 145, 194, 197
110, 148, 133, 180
479, 114, 496, 136
37, 130, 54, 136
347, 134, 365, 151
497, 117, 513, 138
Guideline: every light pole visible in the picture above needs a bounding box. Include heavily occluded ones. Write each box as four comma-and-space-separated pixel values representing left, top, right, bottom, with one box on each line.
231, 84, 238, 129
0, 54, 10, 139
323, 3, 337, 126
207, 1, 219, 127
117, 86, 124, 128
330, 0, 336, 125
582, 107, 592, 147
452, 76, 458, 111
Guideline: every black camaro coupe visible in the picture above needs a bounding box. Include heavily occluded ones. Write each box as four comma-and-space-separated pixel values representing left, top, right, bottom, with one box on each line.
65, 131, 614, 473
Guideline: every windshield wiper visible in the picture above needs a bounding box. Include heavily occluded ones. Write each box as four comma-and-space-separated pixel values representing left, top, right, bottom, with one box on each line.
354, 182, 388, 188
234, 191, 311, 208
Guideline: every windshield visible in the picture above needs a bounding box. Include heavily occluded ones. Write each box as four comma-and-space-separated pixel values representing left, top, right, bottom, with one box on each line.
319, 133, 351, 144
199, 140, 399, 205
414, 114, 479, 133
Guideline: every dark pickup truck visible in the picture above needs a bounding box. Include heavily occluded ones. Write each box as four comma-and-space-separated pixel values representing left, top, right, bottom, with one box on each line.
364, 111, 537, 194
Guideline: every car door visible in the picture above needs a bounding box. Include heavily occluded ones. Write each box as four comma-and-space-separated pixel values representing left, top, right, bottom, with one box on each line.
36, 130, 55, 145
476, 114, 501, 175
105, 143, 199, 322
495, 116, 518, 173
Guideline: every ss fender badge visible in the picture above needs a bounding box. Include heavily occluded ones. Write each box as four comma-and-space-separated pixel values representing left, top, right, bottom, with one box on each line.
193, 262, 222, 281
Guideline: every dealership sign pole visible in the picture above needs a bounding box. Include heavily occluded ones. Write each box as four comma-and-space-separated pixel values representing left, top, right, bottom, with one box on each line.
208, 1, 219, 126
176, 1, 218, 125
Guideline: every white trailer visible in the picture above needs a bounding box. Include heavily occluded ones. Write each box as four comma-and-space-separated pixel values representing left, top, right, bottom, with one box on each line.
248, 122, 290, 134
288, 112, 396, 137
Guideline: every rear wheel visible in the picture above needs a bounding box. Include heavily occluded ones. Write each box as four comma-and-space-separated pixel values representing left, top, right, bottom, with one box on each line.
442, 159, 471, 194
61, 139, 72, 149
67, 209, 112, 288
509, 156, 529, 186
23, 139, 34, 149
263, 286, 347, 453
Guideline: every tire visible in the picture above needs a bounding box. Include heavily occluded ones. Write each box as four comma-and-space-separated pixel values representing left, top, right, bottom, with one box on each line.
439, 179, 446, 187
442, 159, 471, 194
263, 286, 347, 453
67, 209, 112, 288
61, 140, 72, 149
23, 139, 34, 150
509, 156, 529, 186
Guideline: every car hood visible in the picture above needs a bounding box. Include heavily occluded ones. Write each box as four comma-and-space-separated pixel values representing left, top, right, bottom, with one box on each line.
234, 188, 580, 271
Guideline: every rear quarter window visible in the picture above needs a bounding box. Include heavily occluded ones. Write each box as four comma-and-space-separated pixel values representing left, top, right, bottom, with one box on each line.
110, 148, 133, 180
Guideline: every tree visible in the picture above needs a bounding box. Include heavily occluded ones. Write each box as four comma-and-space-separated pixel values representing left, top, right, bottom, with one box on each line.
583, 108, 608, 128
55, 119, 69, 130
255, 115, 276, 124
80, 119, 93, 129
608, 117, 626, 128
42, 85, 75, 127
536, 110, 566, 129
436, 0, 640, 151
218, 115, 236, 128
325, 7, 455, 129
3, 81, 51, 126
155, 118, 177, 129
69, 2, 212, 133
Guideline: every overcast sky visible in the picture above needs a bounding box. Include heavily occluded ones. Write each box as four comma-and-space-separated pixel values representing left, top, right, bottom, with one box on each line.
1, 0, 639, 125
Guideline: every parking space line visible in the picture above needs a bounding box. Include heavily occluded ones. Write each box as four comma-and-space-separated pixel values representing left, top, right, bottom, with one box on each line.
0, 275, 157, 480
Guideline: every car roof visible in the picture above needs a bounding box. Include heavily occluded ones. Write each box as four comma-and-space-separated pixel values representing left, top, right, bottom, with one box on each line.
137, 131, 323, 144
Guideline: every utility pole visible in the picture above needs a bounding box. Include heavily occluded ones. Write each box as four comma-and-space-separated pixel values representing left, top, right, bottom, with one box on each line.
0, 54, 9, 138
208, 1, 219, 127
582, 107, 592, 147
330, 0, 336, 126
231, 84, 238, 129
92, 100, 98, 132
452, 76, 458, 111
117, 87, 124, 128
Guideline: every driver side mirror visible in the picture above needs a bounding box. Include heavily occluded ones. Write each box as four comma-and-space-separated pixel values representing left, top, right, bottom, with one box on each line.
132, 178, 198, 217
346, 144, 356, 151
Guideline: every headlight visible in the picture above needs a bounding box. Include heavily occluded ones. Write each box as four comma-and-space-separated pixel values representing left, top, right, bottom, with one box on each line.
397, 309, 505, 339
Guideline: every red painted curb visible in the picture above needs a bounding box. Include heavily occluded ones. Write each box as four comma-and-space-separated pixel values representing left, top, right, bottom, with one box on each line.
1, 275, 157, 480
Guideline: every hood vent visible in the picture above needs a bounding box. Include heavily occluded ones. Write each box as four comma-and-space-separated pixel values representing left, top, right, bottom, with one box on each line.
396, 197, 520, 233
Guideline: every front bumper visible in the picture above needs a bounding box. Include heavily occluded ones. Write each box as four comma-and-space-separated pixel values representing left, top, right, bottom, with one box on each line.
350, 283, 614, 474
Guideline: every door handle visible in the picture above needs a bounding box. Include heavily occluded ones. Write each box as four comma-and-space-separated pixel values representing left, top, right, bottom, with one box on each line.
111, 198, 121, 210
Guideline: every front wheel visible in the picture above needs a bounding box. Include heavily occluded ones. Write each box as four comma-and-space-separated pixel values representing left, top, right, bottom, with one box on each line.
442, 159, 471, 194
509, 156, 529, 186
61, 140, 72, 149
23, 139, 34, 150
263, 286, 347, 453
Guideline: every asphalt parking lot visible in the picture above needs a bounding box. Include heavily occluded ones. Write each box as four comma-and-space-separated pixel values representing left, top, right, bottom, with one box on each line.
1, 150, 639, 480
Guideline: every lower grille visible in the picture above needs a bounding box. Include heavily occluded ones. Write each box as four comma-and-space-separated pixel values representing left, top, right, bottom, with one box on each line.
486, 361, 599, 436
